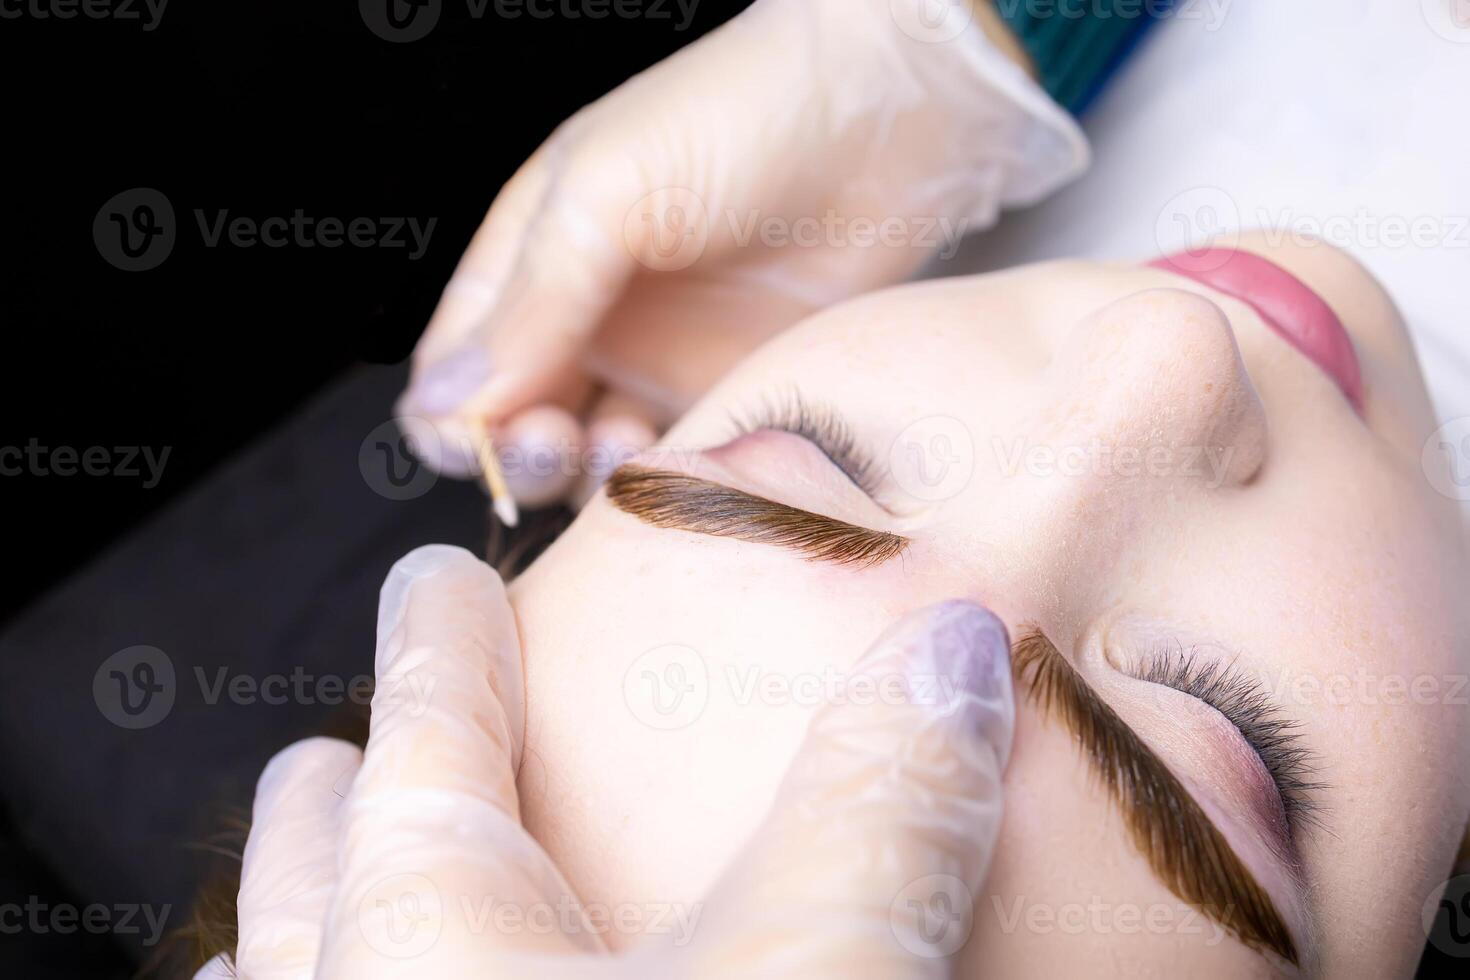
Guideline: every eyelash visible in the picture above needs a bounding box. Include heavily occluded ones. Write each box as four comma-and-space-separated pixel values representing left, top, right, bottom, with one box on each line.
729, 395, 1323, 829
1139, 645, 1323, 832
1016, 631, 1298, 963
729, 391, 883, 498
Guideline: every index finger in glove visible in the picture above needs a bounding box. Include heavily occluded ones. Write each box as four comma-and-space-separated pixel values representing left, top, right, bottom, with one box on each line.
231, 737, 363, 980
318, 546, 600, 977
688, 600, 1015, 978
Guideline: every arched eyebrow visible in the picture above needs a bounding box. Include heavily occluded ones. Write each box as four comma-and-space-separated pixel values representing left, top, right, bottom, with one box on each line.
605, 464, 908, 567
1012, 630, 1299, 965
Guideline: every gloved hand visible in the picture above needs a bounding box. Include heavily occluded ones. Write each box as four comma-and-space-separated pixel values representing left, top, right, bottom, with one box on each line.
196, 545, 1016, 978
396, 0, 1086, 508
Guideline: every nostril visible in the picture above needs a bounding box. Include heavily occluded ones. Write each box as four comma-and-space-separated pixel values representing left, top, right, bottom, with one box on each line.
1048, 288, 1268, 490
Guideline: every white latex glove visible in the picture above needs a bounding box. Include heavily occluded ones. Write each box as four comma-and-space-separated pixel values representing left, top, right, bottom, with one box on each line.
196, 545, 1015, 978
396, 0, 1087, 508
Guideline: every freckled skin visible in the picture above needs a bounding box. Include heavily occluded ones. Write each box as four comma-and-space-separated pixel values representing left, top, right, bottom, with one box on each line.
511, 235, 1470, 978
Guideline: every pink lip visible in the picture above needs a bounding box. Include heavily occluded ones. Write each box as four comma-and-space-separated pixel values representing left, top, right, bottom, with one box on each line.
1149, 249, 1363, 411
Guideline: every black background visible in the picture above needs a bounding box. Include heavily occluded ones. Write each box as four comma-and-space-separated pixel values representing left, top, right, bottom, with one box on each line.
0, 2, 744, 976
1, 0, 742, 623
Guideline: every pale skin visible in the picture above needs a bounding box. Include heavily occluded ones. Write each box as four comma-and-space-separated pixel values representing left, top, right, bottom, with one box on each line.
510, 233, 1470, 977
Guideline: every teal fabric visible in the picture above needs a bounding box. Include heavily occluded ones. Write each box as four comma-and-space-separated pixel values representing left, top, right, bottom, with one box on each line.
993, 0, 1171, 114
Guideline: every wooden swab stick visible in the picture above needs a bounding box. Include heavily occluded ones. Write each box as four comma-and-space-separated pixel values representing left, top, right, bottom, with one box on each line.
471, 420, 520, 528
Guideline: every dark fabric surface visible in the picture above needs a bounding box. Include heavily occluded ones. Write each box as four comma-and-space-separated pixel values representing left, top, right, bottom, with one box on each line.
0, 364, 488, 971
0, 805, 132, 978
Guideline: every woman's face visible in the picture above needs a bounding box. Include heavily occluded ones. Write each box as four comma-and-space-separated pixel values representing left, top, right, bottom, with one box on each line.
509, 233, 1470, 977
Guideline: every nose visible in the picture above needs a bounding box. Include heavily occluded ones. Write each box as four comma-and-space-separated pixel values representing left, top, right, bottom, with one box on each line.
1044, 287, 1268, 490
967, 289, 1270, 634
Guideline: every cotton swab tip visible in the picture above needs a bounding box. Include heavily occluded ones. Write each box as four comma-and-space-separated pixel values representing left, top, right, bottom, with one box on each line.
469, 420, 520, 528
492, 491, 520, 528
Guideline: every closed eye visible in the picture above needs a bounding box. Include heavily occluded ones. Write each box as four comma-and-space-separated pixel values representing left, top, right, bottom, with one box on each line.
1013, 630, 1301, 966
728, 390, 887, 504
1136, 643, 1323, 836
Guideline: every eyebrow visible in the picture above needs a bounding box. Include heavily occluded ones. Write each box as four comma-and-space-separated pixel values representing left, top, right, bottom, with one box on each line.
605, 465, 908, 567
1012, 630, 1298, 964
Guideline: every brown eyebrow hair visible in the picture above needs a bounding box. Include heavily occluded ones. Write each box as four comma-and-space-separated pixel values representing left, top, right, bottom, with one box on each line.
605, 464, 907, 567
1012, 629, 1298, 965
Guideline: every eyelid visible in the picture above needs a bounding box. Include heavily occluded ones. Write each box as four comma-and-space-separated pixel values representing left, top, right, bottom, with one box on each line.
605, 464, 908, 568
1131, 643, 1323, 836
702, 427, 898, 532
1097, 630, 1323, 849
1014, 629, 1301, 966
729, 391, 887, 504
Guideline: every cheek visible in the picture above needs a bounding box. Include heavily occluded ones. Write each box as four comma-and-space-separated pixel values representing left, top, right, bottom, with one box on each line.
509, 505, 965, 944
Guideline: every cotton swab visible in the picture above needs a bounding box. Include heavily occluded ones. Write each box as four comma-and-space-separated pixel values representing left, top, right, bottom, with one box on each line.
471, 420, 520, 528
